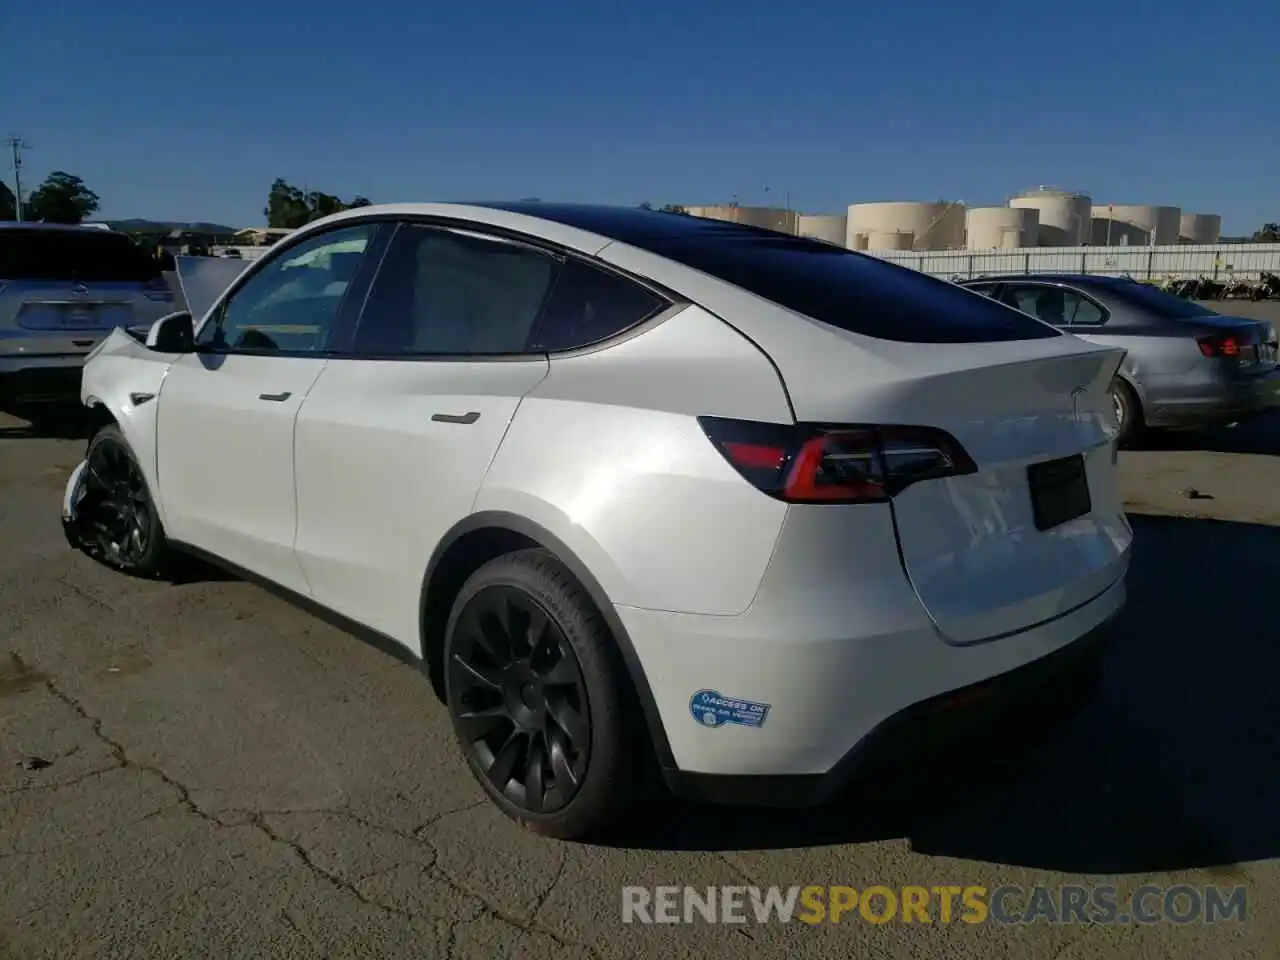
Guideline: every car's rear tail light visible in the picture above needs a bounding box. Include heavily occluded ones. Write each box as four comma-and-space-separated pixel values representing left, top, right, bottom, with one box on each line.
699, 417, 977, 504
1197, 333, 1240, 358
143, 276, 174, 302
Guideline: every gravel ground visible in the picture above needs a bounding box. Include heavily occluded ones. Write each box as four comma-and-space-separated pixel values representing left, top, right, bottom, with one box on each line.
2, 316, 1279, 957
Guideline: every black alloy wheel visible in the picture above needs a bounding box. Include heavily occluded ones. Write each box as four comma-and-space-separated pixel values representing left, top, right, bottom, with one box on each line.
74, 426, 167, 576
447, 584, 592, 815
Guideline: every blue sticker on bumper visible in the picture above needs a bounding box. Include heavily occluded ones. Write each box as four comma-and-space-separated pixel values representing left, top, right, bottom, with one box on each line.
689, 690, 770, 729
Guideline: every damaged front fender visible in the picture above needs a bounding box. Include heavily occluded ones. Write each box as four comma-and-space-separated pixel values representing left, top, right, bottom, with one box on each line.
60, 459, 90, 549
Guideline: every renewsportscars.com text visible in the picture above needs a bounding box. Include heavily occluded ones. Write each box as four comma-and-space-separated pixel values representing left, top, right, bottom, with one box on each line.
621, 884, 1247, 926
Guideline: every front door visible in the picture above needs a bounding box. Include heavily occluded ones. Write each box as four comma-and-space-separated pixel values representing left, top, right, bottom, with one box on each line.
154, 222, 379, 591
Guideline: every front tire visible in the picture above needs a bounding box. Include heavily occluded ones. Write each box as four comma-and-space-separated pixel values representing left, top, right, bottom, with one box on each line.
73, 424, 171, 578
443, 549, 643, 839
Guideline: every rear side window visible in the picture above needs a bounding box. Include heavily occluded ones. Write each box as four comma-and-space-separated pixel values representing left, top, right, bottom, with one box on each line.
530, 258, 668, 352
1100, 281, 1218, 319
0, 229, 160, 283
642, 236, 1058, 343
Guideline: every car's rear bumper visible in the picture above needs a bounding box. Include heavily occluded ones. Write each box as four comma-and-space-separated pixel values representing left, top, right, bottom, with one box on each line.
1145, 369, 1280, 428
668, 611, 1116, 807
619, 554, 1127, 802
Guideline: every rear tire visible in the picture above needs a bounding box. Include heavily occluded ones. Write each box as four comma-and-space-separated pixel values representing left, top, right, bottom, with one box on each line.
1109, 378, 1140, 445
442, 548, 644, 840
72, 424, 172, 579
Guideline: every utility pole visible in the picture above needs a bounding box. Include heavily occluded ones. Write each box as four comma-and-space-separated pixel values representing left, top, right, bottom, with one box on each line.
7, 136, 30, 221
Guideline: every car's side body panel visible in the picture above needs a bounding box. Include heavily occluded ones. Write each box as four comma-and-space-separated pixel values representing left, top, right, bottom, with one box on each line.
294, 355, 552, 652
477, 303, 794, 617
78, 327, 182, 529
155, 353, 329, 594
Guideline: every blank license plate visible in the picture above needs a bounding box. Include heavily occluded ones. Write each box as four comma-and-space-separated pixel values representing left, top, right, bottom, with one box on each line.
1027, 454, 1091, 531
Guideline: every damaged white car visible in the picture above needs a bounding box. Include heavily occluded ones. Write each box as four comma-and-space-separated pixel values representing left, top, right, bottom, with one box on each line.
61, 203, 1130, 839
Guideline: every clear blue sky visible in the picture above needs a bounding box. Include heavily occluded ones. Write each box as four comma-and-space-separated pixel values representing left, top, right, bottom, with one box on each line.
3, 0, 1274, 233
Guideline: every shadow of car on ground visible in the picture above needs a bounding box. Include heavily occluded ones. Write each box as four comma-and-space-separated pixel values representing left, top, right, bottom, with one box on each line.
605, 514, 1280, 875
1133, 410, 1280, 456
0, 400, 92, 441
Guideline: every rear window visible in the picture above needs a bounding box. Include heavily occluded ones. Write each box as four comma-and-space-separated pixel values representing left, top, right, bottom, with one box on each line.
1097, 280, 1218, 319
641, 235, 1059, 343
0, 229, 160, 283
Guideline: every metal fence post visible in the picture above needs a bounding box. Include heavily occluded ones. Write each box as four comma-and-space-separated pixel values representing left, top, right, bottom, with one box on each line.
1146, 248, 1154, 280
1024, 253, 1030, 274
967, 254, 974, 278
1081, 251, 1087, 274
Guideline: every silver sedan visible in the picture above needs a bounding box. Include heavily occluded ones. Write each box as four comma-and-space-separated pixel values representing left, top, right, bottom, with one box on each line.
961, 274, 1280, 442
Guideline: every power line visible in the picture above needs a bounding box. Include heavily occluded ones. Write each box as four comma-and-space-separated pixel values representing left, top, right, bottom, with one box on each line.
6, 136, 31, 221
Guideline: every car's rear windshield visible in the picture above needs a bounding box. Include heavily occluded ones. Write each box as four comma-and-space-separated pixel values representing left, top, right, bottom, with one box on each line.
640, 234, 1059, 343
0, 229, 160, 283
1097, 280, 1219, 319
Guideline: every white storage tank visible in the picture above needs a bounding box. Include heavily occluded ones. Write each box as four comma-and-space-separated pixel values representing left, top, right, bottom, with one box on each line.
846, 201, 965, 251
1090, 216, 1147, 246
683, 204, 796, 234
796, 214, 847, 245
866, 231, 915, 252
1179, 213, 1221, 244
1009, 188, 1091, 246
965, 206, 1039, 250
1091, 204, 1181, 246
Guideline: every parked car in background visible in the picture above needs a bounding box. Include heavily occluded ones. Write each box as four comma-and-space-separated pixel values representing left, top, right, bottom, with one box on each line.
0, 223, 175, 401
62, 204, 1130, 839
960, 274, 1280, 442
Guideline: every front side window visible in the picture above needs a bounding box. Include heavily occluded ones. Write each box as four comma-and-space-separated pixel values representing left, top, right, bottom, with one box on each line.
351, 224, 556, 355
197, 224, 373, 352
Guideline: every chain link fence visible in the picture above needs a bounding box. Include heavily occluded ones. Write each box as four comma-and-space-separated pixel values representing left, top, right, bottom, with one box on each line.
870, 243, 1280, 283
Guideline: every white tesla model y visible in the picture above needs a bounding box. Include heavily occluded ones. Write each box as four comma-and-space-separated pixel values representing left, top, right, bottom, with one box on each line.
61, 203, 1131, 839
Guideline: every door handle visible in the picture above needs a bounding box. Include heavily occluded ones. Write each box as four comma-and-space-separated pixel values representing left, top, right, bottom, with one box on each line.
431, 411, 480, 425
258, 391, 292, 402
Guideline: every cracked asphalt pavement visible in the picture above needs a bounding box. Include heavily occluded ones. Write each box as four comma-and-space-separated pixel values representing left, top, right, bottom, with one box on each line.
4, 314, 1280, 957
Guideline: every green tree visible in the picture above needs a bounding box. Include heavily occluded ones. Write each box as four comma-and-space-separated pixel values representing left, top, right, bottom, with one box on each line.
26, 171, 101, 224
659, 204, 688, 214
264, 178, 310, 229
1252, 222, 1280, 243
264, 179, 374, 228
0, 182, 15, 220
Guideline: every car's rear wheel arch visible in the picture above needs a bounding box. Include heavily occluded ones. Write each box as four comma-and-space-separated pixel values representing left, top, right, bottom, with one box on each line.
419, 511, 676, 775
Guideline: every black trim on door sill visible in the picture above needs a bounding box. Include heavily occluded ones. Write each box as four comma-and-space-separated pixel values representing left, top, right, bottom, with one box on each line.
166, 541, 424, 670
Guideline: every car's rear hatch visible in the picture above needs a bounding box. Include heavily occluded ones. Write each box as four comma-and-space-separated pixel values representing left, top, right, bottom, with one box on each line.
787, 331, 1130, 643
596, 228, 1134, 645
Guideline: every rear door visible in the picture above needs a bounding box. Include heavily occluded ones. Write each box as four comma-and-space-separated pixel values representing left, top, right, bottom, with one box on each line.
0, 229, 172, 359
292, 222, 557, 645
